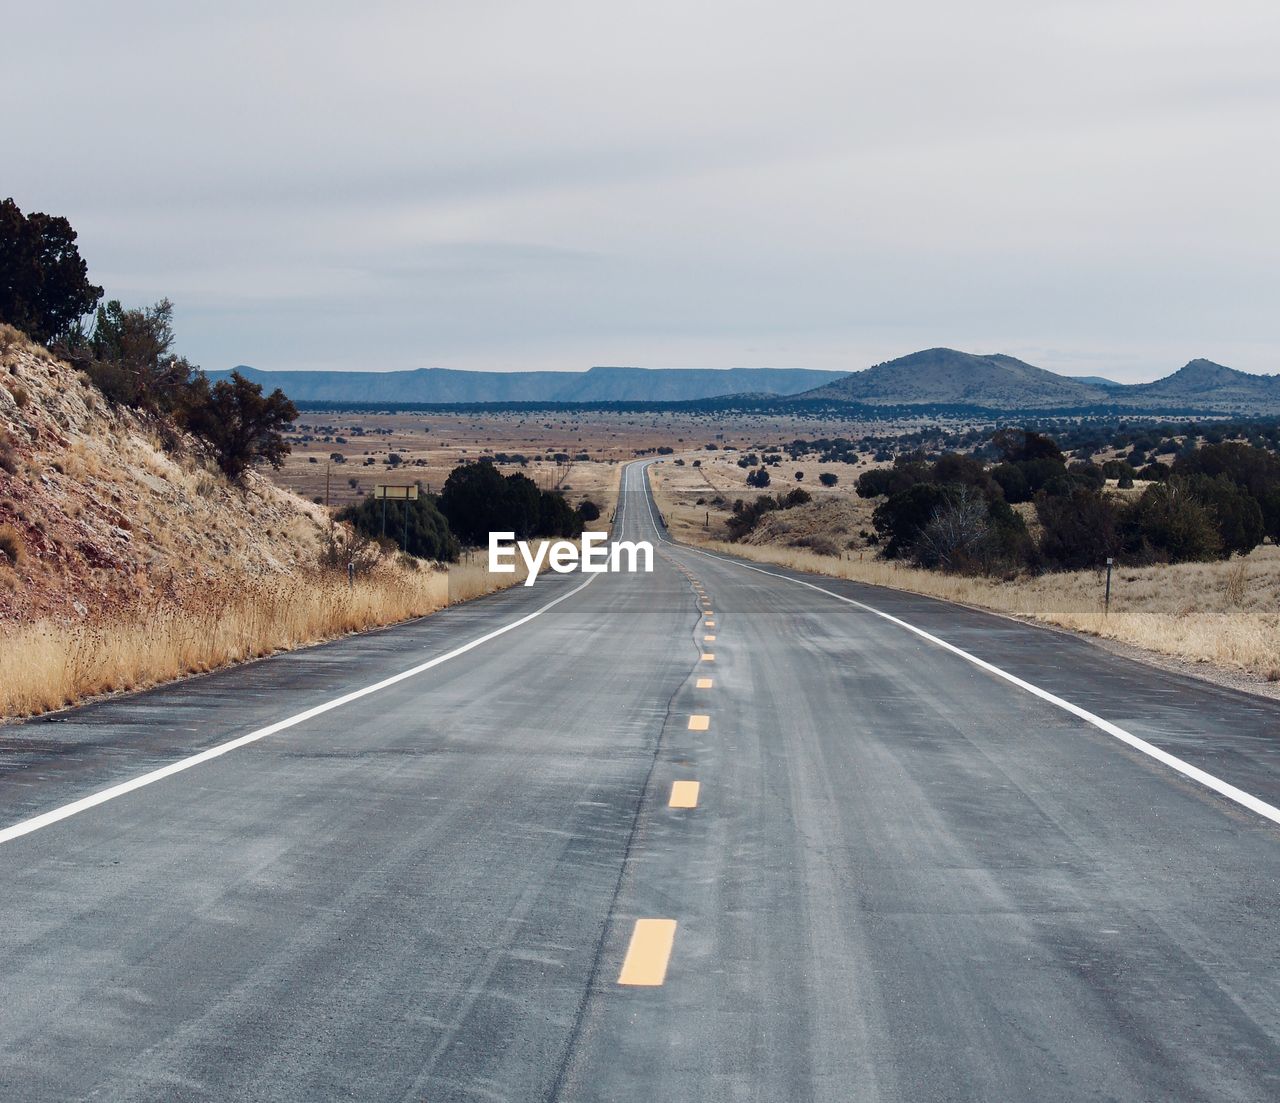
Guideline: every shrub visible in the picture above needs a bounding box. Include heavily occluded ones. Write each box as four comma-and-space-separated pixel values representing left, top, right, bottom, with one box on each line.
1121, 479, 1222, 563
0, 429, 16, 475
1174, 442, 1280, 541
746, 467, 771, 488
872, 483, 953, 559
914, 487, 990, 571
1139, 461, 1170, 482
182, 371, 298, 480
1185, 473, 1263, 556
337, 492, 460, 561
989, 462, 1031, 503
1036, 488, 1122, 570
72, 299, 198, 412
818, 472, 838, 487
578, 499, 601, 523
0, 523, 22, 565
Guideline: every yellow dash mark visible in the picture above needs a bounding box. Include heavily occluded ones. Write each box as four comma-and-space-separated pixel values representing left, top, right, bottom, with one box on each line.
617, 919, 678, 986
696, 677, 713, 688
703, 635, 716, 643
669, 780, 700, 808
701, 653, 715, 661
688, 714, 710, 731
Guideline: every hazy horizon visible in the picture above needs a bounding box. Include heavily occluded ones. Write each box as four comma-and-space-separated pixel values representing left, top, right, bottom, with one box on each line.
218, 352, 1256, 385
7, 1, 1278, 383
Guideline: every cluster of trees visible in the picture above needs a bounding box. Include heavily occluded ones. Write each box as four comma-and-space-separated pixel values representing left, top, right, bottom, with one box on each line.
1, 198, 294, 481
856, 429, 1280, 574
335, 493, 461, 562
780, 437, 863, 464
337, 460, 597, 562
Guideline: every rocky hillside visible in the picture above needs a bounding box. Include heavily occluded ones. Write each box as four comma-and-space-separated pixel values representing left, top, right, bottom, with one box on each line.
0, 326, 328, 627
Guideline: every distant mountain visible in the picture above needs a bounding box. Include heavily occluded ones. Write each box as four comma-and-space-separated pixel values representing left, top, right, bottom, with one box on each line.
206, 365, 845, 404
211, 352, 1280, 414
802, 349, 1112, 409
800, 349, 1280, 413
1119, 359, 1280, 409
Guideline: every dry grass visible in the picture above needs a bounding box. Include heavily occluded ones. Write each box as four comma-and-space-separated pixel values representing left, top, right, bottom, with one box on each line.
1, 514, 617, 720
653, 478, 1280, 681
0, 523, 22, 565
0, 570, 449, 717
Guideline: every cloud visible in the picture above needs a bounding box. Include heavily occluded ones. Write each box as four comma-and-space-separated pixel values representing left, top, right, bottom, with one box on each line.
4, 0, 1278, 381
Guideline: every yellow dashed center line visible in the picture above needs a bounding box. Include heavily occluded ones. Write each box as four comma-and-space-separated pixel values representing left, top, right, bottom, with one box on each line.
703, 634, 716, 642
696, 677, 713, 688
701, 653, 715, 661
618, 919, 678, 986
688, 714, 710, 731
669, 780, 700, 808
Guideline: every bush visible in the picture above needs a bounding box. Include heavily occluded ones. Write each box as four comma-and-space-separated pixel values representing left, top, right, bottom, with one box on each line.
1121, 479, 1222, 563
1139, 461, 1170, 482
337, 492, 460, 561
578, 499, 601, 523
0, 429, 16, 475
818, 472, 838, 487
1185, 473, 1264, 556
71, 299, 199, 413
872, 483, 953, 559
1036, 488, 1121, 570
1174, 442, 1280, 541
746, 467, 771, 488
913, 487, 990, 571
182, 371, 297, 481
989, 463, 1031, 503
0, 523, 22, 565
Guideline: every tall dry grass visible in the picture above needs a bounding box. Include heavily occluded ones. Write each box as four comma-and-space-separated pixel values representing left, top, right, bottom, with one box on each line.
0, 570, 450, 717
1, 523, 610, 720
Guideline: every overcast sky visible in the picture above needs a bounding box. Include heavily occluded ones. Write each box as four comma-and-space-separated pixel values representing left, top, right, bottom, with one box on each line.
6, 1, 1278, 381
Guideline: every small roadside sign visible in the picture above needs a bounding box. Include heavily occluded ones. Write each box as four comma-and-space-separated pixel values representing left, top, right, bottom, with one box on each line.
374, 484, 419, 500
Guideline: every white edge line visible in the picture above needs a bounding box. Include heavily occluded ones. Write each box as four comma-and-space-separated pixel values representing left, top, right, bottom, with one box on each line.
0, 573, 598, 847
639, 462, 1280, 828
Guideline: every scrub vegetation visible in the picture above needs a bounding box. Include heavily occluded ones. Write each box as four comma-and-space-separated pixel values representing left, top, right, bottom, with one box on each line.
651, 439, 1280, 686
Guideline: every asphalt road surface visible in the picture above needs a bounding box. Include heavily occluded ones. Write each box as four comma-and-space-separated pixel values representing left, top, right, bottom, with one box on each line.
1, 461, 1277, 1102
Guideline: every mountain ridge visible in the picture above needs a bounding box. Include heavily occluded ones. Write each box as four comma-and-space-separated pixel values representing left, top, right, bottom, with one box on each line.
209, 350, 1280, 413
798, 349, 1280, 413
205, 365, 846, 404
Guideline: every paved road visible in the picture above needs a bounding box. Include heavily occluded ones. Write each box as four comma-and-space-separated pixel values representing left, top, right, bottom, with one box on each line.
0, 461, 1277, 1101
